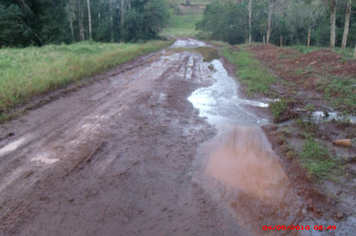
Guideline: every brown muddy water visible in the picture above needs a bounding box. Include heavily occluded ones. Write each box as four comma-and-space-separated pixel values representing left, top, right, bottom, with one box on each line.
194, 125, 305, 235
186, 43, 308, 235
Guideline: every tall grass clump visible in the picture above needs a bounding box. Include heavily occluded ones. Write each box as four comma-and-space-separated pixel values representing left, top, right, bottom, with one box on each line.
0, 40, 171, 113
221, 46, 275, 97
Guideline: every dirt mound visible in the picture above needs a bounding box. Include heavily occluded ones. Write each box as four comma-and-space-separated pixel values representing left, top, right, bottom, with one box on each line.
249, 44, 356, 92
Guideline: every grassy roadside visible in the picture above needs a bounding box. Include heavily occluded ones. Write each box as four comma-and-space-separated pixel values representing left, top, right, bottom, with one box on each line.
0, 40, 172, 116
220, 45, 275, 97
220, 43, 352, 183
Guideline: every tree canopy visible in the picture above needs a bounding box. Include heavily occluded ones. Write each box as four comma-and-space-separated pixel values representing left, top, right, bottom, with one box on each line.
0, 0, 170, 47
197, 0, 356, 48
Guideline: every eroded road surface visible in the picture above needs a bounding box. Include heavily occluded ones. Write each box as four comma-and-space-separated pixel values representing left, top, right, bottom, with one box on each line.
0, 39, 327, 236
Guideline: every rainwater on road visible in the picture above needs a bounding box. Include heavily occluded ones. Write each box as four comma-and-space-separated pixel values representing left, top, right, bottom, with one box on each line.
184, 39, 307, 235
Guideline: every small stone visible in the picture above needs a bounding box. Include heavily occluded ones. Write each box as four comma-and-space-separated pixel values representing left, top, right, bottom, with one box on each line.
309, 61, 317, 65
336, 211, 344, 219
333, 139, 351, 146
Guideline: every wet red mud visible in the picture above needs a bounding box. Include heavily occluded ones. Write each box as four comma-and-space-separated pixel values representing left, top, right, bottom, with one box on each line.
4, 39, 345, 236
0, 44, 257, 235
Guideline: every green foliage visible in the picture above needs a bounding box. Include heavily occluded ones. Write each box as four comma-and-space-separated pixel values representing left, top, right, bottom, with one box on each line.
124, 0, 170, 42
319, 76, 356, 113
163, 14, 203, 37
0, 0, 70, 47
196, 1, 248, 44
0, 40, 172, 113
221, 46, 275, 96
300, 137, 338, 180
0, 4, 25, 46
270, 99, 288, 118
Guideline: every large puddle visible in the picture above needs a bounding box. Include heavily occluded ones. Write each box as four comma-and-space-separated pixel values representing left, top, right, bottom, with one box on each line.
185, 40, 306, 235
195, 125, 305, 235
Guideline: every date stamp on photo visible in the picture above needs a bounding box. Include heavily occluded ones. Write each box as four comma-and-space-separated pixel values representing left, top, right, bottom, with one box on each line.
262, 225, 337, 231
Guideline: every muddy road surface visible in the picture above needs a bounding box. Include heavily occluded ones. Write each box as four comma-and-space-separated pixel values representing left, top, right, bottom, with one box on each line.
0, 39, 334, 236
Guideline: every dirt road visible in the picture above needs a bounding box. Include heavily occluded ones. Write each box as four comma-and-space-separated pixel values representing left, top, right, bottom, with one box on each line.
0, 39, 344, 236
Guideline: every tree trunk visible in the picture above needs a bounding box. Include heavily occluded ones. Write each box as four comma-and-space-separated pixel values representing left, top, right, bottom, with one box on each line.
79, 2, 85, 41
330, 0, 337, 50
109, 0, 114, 42
263, 35, 265, 44
248, 0, 252, 43
354, 42, 356, 59
86, 0, 92, 40
341, 0, 351, 50
121, 0, 125, 26
66, 4, 75, 41
280, 34, 282, 47
266, 0, 272, 44
70, 18, 74, 40
307, 28, 311, 47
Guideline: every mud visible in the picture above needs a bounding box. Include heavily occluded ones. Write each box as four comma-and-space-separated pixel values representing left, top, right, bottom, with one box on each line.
188, 53, 309, 235
1, 38, 351, 236
0, 39, 258, 236
246, 44, 356, 234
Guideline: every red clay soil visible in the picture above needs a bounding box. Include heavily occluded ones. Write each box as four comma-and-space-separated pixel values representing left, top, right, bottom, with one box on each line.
248, 44, 356, 89
246, 44, 356, 223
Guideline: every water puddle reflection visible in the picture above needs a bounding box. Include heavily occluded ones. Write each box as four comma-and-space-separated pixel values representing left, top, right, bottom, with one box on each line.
207, 126, 289, 199
0, 135, 31, 158
311, 111, 356, 123
31, 153, 59, 164
186, 40, 306, 235
197, 125, 304, 235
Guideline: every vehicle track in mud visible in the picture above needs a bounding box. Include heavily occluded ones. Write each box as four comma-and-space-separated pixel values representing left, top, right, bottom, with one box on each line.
5, 38, 349, 236
0, 40, 257, 236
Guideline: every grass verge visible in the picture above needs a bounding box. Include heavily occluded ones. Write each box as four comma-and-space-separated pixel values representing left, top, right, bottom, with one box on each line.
0, 40, 172, 114
221, 45, 275, 97
299, 136, 342, 180
317, 76, 356, 113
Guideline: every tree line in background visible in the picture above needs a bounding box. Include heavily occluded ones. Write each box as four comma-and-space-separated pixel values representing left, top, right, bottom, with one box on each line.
0, 0, 170, 47
197, 0, 356, 50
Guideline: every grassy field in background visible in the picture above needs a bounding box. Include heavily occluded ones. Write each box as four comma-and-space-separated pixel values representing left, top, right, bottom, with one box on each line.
163, 14, 203, 37
0, 40, 171, 114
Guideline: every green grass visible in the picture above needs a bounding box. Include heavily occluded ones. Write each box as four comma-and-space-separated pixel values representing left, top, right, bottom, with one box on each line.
318, 76, 356, 113
299, 137, 340, 180
0, 40, 172, 114
270, 99, 287, 118
163, 14, 203, 37
221, 45, 276, 97
289, 45, 355, 60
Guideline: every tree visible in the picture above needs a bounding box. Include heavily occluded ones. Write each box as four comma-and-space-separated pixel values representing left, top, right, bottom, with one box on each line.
121, 0, 125, 26
0, 4, 25, 46
86, 0, 92, 39
330, 0, 337, 50
65, 1, 76, 41
248, 0, 252, 43
341, 0, 351, 50
266, 0, 283, 44
123, 0, 169, 42
284, 0, 326, 46
197, 1, 249, 44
